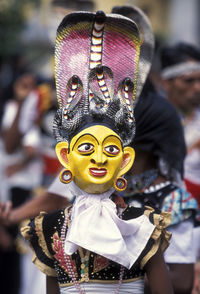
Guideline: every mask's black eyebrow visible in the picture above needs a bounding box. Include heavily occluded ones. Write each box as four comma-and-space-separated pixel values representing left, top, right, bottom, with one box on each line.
102, 135, 123, 149
72, 133, 99, 151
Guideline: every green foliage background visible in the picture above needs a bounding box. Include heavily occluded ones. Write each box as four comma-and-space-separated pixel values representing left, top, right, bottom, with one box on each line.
0, 0, 40, 60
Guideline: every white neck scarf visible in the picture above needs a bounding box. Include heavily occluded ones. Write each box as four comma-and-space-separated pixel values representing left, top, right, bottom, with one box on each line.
65, 182, 155, 269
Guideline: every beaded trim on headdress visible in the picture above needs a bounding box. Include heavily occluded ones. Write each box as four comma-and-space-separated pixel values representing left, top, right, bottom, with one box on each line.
53, 11, 141, 146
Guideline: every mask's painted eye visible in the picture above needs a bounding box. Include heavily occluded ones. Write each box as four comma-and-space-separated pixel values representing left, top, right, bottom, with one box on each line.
104, 145, 120, 155
78, 143, 94, 153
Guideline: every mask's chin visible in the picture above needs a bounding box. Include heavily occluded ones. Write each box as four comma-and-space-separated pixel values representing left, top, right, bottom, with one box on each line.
74, 178, 113, 194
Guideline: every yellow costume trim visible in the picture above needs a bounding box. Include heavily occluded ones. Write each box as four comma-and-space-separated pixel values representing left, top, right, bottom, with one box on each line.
141, 206, 172, 269
32, 253, 57, 277
21, 214, 56, 277
143, 205, 154, 218
21, 224, 31, 241
59, 276, 143, 287
34, 211, 53, 260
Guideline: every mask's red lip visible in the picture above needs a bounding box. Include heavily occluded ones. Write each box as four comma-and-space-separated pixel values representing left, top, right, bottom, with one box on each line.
89, 168, 107, 177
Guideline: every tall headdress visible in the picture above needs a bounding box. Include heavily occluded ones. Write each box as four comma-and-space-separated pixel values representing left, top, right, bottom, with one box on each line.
53, 11, 143, 146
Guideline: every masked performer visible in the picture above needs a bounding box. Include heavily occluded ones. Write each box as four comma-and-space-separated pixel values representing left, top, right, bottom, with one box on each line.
21, 11, 173, 294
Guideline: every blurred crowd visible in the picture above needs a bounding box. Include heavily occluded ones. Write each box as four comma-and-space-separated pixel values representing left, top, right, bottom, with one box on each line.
0, 1, 200, 294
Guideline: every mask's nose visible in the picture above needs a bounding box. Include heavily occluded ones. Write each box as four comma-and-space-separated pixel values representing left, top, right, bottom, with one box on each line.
90, 146, 107, 165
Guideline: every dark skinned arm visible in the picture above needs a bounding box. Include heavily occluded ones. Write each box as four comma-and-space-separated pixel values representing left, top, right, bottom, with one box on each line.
167, 263, 194, 294
145, 247, 174, 294
0, 192, 70, 226
46, 276, 60, 294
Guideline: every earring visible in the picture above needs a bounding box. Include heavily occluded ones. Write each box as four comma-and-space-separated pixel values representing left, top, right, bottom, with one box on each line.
59, 169, 73, 184
114, 177, 127, 191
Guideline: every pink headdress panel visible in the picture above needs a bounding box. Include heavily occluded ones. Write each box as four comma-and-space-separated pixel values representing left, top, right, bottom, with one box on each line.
53, 11, 141, 146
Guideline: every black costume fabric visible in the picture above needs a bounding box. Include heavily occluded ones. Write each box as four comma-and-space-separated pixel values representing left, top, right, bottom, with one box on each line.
123, 182, 199, 226
21, 206, 170, 287
133, 92, 186, 178
124, 183, 175, 210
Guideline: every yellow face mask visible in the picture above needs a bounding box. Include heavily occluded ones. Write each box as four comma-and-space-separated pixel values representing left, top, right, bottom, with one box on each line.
56, 125, 135, 193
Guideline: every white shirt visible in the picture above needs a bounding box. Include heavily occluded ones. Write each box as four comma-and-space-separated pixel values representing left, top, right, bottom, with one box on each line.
183, 110, 200, 184
60, 279, 144, 294
2, 97, 42, 191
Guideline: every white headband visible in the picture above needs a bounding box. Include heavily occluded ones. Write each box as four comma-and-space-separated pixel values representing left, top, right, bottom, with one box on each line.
161, 61, 200, 80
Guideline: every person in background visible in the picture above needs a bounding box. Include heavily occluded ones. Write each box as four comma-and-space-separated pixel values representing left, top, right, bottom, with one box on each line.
112, 6, 199, 294
160, 42, 200, 294
160, 42, 200, 209
122, 82, 198, 294
0, 72, 42, 294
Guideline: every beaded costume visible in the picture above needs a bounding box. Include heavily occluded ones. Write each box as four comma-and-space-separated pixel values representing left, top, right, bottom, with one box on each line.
22, 205, 170, 292
22, 9, 171, 294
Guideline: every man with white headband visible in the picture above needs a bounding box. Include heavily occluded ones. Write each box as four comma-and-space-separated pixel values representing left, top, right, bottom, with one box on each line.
160, 42, 200, 293
161, 42, 200, 211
